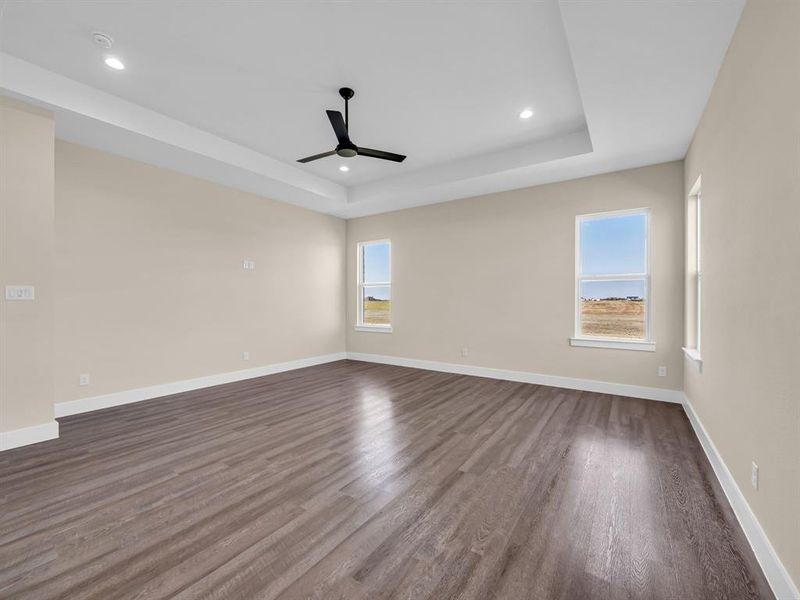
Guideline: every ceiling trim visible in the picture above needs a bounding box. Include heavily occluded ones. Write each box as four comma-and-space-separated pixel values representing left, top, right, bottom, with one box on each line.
1, 51, 595, 218
344, 127, 592, 217
0, 52, 348, 213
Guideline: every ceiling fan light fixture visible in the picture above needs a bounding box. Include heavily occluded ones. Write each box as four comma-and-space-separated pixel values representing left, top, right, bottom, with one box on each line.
519, 108, 534, 119
339, 165, 350, 172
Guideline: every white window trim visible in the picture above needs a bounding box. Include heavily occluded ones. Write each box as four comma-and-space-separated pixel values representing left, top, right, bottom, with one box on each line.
571, 338, 656, 352
355, 325, 393, 333
356, 239, 392, 333
682, 347, 703, 366
571, 207, 654, 351
684, 176, 703, 368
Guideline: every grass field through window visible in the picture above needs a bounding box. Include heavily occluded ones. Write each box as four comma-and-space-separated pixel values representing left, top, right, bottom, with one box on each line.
580, 298, 645, 339
363, 299, 391, 325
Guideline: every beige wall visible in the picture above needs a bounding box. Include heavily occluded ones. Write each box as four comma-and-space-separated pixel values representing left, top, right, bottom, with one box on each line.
684, 0, 800, 587
347, 161, 685, 391
55, 141, 345, 403
0, 98, 55, 434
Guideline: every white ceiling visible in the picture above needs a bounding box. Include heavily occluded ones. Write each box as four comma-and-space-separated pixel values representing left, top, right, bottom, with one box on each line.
0, 0, 744, 218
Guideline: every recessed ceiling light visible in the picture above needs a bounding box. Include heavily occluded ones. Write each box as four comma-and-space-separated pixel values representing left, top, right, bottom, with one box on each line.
519, 108, 534, 119
104, 56, 125, 70
339, 165, 350, 172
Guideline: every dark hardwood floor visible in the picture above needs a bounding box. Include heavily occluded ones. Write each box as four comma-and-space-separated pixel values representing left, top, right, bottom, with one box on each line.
0, 360, 772, 599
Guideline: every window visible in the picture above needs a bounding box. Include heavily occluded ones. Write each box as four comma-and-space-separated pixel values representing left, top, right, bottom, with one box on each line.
356, 239, 391, 332
571, 209, 654, 351
684, 177, 702, 365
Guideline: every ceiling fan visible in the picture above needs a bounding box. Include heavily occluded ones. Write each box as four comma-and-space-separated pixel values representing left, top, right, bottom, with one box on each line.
297, 87, 406, 164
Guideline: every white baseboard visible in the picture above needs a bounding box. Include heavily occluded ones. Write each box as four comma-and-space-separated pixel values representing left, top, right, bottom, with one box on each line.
683, 395, 799, 600
54, 352, 347, 418
0, 420, 59, 451
345, 352, 683, 403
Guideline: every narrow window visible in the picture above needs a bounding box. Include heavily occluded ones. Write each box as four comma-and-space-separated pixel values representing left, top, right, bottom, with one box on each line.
572, 209, 652, 350
357, 240, 391, 331
684, 177, 702, 363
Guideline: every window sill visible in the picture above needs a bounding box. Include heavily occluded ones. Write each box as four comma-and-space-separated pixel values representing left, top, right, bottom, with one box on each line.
355, 325, 392, 334
682, 347, 703, 369
569, 338, 656, 352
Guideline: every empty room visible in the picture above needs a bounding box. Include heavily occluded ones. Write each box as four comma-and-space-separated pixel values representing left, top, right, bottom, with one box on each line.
0, 1, 798, 599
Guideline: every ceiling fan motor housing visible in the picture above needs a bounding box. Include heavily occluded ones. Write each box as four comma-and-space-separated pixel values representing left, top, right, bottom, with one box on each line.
336, 144, 358, 157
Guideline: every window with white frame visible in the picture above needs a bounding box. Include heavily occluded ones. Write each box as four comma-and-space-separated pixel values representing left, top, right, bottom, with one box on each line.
357, 240, 391, 330
572, 209, 652, 349
685, 177, 702, 362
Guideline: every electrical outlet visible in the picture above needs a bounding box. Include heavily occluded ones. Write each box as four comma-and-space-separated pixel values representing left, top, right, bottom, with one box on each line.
79, 373, 90, 386
242, 259, 256, 270
751, 462, 759, 490
242, 351, 250, 361
461, 346, 469, 357
658, 366, 667, 377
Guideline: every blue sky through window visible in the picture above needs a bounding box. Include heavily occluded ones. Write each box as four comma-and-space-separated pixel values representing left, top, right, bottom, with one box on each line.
363, 242, 390, 283
580, 213, 647, 299
580, 213, 646, 276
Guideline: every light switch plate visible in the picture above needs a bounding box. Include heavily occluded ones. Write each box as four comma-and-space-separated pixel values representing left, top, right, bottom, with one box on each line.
5, 285, 35, 300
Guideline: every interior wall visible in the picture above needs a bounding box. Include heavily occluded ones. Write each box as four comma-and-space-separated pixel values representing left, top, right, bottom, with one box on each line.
683, 0, 800, 587
0, 97, 55, 435
55, 141, 345, 404
346, 161, 685, 391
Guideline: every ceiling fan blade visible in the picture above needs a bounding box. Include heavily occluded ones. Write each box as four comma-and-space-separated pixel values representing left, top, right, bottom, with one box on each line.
357, 147, 406, 163
297, 150, 336, 163
326, 110, 349, 144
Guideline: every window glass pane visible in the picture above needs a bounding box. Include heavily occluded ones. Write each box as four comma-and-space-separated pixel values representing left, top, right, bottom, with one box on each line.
363, 286, 391, 325
580, 280, 646, 339
580, 213, 646, 275
363, 242, 390, 283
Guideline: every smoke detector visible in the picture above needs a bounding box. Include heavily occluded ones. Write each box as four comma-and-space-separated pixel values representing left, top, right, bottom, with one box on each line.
91, 32, 114, 48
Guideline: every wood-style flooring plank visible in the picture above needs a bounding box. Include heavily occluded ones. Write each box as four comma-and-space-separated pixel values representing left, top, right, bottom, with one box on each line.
0, 360, 773, 600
